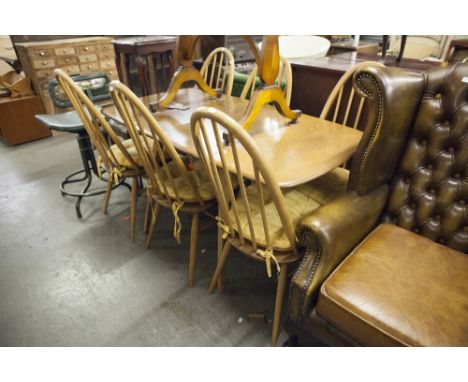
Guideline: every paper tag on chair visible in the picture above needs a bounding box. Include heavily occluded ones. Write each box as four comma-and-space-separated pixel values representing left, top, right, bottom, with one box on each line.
462, 77, 468, 84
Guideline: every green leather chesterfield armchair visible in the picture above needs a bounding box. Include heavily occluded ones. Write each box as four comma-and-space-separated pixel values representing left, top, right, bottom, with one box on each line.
287, 63, 468, 346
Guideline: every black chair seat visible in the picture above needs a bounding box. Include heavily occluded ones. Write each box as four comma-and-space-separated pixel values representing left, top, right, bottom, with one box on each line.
35, 111, 85, 134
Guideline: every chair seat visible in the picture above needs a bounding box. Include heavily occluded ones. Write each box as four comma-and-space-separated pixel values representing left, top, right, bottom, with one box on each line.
317, 223, 468, 346
35, 111, 84, 133
152, 157, 219, 203
104, 138, 150, 169
229, 167, 349, 251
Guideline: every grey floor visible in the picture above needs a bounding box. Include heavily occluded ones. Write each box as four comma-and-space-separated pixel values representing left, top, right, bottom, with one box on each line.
0, 134, 290, 346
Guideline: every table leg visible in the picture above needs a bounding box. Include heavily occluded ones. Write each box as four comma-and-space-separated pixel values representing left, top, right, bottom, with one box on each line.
380, 35, 389, 63
396, 35, 407, 62
115, 51, 123, 82
135, 55, 149, 96
123, 53, 131, 86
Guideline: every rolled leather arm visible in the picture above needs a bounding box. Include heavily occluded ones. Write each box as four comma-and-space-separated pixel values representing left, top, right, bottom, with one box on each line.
288, 185, 388, 327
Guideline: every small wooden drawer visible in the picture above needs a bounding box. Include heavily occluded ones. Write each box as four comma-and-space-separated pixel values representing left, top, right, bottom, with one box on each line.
57, 56, 78, 65
32, 59, 56, 69
76, 44, 96, 53
107, 70, 118, 80
78, 54, 98, 63
97, 43, 113, 52
54, 47, 76, 56
62, 64, 80, 75
100, 60, 115, 71
30, 49, 52, 58
36, 69, 54, 79
99, 52, 114, 61
80, 62, 100, 72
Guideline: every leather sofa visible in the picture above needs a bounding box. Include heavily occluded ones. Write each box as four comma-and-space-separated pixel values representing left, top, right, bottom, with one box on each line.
286, 63, 468, 346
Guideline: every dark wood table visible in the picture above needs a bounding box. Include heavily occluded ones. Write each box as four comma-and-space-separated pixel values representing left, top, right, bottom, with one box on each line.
113, 36, 177, 96
289, 51, 442, 118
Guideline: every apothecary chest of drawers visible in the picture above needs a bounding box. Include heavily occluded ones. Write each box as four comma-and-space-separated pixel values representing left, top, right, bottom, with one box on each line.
16, 37, 118, 113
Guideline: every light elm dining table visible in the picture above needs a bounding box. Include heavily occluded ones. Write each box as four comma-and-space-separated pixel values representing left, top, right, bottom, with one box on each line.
101, 87, 362, 188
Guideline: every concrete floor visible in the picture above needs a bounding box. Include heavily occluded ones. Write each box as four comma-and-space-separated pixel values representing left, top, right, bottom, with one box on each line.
0, 134, 290, 346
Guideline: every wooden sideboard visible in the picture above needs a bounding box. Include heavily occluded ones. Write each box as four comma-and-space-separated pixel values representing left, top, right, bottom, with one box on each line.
15, 37, 118, 114
290, 52, 441, 118
0, 95, 51, 145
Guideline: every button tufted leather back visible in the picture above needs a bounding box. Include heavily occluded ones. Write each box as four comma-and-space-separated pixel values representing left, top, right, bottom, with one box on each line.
382, 63, 468, 252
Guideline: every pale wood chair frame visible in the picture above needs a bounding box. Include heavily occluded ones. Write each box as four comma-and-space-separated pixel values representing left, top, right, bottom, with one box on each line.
190, 106, 303, 346
200, 47, 235, 96
54, 69, 143, 241
110, 80, 216, 288
320, 61, 385, 128
240, 56, 293, 106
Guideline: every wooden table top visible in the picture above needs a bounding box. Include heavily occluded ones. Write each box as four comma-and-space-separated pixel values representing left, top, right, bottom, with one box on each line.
217, 119, 361, 187
101, 87, 362, 188
101, 87, 292, 156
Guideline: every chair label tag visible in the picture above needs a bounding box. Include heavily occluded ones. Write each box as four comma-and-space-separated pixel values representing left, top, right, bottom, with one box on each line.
462, 77, 468, 84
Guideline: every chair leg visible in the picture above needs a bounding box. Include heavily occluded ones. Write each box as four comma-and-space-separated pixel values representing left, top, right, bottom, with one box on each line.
272, 263, 288, 347
145, 202, 162, 249
217, 225, 225, 292
130, 177, 138, 242
102, 176, 113, 214
143, 194, 151, 234
188, 213, 199, 288
208, 241, 232, 294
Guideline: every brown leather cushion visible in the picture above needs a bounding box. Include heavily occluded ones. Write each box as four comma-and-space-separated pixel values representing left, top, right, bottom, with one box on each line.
317, 223, 468, 346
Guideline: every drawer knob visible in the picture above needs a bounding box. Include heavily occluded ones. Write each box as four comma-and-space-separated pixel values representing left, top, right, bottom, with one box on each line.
63, 49, 68, 53
42, 60, 47, 65
65, 58, 70, 63
84, 46, 89, 51
67, 68, 72, 72
87, 65, 92, 69
40, 52, 45, 57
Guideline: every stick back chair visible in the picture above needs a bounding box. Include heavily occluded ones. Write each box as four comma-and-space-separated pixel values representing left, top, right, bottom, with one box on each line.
240, 56, 293, 105
54, 69, 144, 241
200, 47, 235, 96
190, 107, 305, 346
320, 61, 385, 129
110, 80, 218, 288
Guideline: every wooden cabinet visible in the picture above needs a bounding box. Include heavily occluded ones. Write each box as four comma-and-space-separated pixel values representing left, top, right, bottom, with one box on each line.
15, 37, 119, 113
0, 95, 52, 145
113, 36, 177, 96
290, 52, 441, 118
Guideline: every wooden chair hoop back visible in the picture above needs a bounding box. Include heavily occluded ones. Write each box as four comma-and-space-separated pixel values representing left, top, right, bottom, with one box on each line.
54, 69, 139, 171
240, 56, 292, 105
110, 80, 204, 205
320, 61, 385, 128
200, 47, 235, 96
190, 106, 297, 253
240, 65, 258, 101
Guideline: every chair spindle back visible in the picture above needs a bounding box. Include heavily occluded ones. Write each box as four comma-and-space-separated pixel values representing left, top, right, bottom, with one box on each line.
320, 61, 385, 129
200, 47, 235, 96
54, 69, 139, 173
190, 107, 297, 253
110, 80, 204, 206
